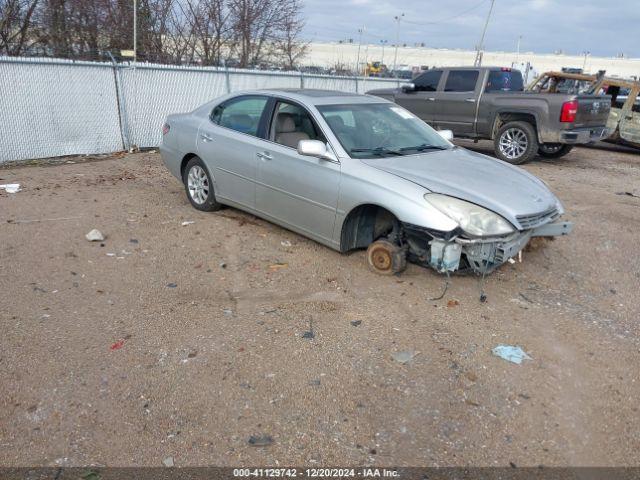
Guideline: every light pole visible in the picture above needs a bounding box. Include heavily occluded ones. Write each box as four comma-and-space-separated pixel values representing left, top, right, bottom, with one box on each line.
380, 39, 388, 64
516, 35, 522, 65
582, 51, 590, 72
133, 0, 137, 62
355, 26, 365, 75
392, 13, 404, 75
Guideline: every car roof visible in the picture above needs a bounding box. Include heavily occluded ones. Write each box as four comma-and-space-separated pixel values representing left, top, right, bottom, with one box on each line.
249, 89, 389, 106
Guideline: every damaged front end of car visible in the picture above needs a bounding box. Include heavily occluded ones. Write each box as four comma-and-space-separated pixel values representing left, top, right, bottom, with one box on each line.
400, 197, 573, 275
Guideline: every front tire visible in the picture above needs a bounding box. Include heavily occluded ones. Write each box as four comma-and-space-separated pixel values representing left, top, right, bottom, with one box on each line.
494, 121, 538, 165
538, 143, 573, 158
183, 157, 222, 212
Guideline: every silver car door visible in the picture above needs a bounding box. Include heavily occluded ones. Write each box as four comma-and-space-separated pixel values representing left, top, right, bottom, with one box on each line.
254, 100, 340, 243
197, 95, 270, 209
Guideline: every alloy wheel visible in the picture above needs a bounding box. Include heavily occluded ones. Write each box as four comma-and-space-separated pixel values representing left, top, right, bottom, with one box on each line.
187, 165, 209, 205
499, 128, 528, 160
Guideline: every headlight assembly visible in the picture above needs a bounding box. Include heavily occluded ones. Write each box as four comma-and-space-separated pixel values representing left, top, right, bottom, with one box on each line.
424, 193, 515, 236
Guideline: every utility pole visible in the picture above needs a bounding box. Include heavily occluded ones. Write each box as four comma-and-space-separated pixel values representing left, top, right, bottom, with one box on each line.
582, 51, 590, 72
380, 40, 388, 64
133, 0, 137, 62
392, 13, 404, 75
474, 0, 495, 67
516, 35, 522, 65
355, 26, 365, 75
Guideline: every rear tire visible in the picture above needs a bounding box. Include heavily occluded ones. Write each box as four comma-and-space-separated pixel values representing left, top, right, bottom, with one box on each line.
183, 157, 222, 212
538, 143, 573, 158
366, 240, 406, 275
494, 121, 538, 165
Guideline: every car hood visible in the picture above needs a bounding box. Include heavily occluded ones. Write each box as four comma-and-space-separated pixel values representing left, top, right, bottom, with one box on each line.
362, 147, 560, 228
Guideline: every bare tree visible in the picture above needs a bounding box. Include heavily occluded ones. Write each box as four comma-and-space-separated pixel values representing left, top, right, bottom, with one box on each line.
275, 0, 307, 70
184, 0, 230, 66
0, 0, 39, 55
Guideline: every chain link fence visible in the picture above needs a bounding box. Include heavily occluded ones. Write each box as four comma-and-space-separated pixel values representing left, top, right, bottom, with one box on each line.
0, 56, 401, 163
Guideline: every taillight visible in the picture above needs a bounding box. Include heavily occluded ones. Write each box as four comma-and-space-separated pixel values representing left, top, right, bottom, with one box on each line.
162, 123, 170, 135
560, 100, 578, 123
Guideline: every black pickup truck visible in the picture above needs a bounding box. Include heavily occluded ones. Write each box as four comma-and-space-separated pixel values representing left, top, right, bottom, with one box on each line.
368, 66, 611, 164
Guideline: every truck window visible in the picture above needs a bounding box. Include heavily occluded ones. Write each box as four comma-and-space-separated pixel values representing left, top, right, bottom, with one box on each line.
485, 70, 524, 92
413, 70, 442, 92
444, 70, 479, 92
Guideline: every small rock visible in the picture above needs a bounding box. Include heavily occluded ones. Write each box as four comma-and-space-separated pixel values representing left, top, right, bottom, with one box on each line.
350, 320, 362, 327
181, 221, 195, 226
219, 262, 227, 269
302, 330, 314, 339
129, 239, 139, 244
166, 283, 177, 288
446, 299, 459, 308
248, 435, 273, 447
309, 379, 321, 386
280, 240, 292, 247
392, 350, 417, 364
162, 456, 174, 467
85, 229, 105, 242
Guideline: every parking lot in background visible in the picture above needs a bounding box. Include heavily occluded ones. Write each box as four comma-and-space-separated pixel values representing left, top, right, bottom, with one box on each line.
1, 142, 639, 466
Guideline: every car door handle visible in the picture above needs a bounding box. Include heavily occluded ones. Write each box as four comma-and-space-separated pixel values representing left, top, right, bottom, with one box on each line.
200, 133, 213, 142
465, 98, 476, 103
257, 151, 272, 160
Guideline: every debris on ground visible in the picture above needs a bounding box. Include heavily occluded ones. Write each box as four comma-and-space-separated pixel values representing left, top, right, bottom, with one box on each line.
280, 240, 292, 247
447, 299, 460, 308
392, 351, 418, 364
350, 320, 362, 327
309, 379, 321, 386
181, 221, 195, 226
85, 229, 105, 242
302, 330, 314, 339
0, 183, 21, 193
162, 456, 174, 467
219, 262, 227, 269
492, 345, 532, 365
248, 435, 273, 447
269, 262, 288, 270
110, 339, 125, 351
166, 283, 177, 288
616, 191, 639, 198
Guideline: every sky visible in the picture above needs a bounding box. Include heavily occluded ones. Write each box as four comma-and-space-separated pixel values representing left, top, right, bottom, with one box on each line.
301, 0, 640, 58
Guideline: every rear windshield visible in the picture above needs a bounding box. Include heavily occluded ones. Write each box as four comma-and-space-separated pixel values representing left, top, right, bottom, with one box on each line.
485, 70, 524, 92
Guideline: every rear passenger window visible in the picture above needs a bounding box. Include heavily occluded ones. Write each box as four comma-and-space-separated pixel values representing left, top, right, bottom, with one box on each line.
211, 96, 268, 136
413, 70, 442, 92
444, 70, 479, 92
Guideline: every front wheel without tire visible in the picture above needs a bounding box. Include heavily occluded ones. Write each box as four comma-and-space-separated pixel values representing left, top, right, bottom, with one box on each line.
538, 143, 573, 158
494, 121, 538, 164
366, 240, 406, 276
183, 157, 222, 212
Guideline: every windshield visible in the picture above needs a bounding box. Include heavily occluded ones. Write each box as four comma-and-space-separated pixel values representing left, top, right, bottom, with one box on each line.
317, 103, 451, 158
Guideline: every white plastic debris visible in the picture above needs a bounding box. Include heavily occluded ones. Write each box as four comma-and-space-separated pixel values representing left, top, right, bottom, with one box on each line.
281, 240, 292, 247
0, 183, 21, 193
85, 229, 105, 241
492, 345, 532, 365
162, 456, 174, 467
392, 350, 418, 364
181, 221, 195, 226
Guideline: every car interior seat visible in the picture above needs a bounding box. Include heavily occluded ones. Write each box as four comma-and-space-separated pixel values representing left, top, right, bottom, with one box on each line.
275, 113, 310, 148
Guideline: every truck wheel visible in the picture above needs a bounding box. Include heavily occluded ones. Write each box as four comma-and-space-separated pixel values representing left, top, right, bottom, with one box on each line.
494, 121, 539, 164
366, 240, 406, 275
538, 143, 573, 158
183, 157, 222, 212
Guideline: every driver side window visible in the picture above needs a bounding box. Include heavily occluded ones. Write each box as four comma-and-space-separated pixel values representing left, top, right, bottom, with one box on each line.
270, 101, 326, 149
413, 70, 442, 92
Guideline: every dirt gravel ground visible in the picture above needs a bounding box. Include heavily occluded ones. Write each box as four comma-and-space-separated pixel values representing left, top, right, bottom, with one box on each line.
1, 142, 639, 468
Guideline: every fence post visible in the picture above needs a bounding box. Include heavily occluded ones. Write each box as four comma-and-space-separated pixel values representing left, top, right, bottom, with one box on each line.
107, 52, 131, 151
225, 66, 231, 93
355, 76, 359, 93
300, 70, 305, 89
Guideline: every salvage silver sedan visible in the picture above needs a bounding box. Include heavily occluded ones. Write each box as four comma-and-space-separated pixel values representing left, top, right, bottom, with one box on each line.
160, 89, 572, 275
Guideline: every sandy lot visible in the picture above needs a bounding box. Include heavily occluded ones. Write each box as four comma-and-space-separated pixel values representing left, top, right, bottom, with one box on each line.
1, 142, 639, 467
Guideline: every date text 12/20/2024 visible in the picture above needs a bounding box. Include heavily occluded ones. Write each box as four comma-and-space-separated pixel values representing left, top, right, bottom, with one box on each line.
233, 468, 399, 478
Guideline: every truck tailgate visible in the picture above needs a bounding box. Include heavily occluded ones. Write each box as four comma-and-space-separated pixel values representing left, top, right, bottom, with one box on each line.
574, 95, 611, 127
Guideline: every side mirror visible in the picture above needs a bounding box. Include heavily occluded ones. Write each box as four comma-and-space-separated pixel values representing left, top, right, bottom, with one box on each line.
297, 140, 337, 162
401, 83, 416, 93
438, 129, 454, 141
